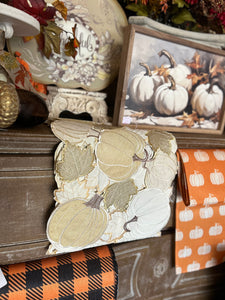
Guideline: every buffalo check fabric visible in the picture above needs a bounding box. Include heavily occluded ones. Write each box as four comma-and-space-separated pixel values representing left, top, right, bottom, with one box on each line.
0, 245, 118, 300
176, 149, 225, 274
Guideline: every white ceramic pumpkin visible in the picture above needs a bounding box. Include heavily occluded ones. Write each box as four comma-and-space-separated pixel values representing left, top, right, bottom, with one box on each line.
154, 75, 188, 115
210, 169, 224, 185
129, 63, 163, 105
191, 83, 223, 117
124, 188, 170, 239
158, 49, 192, 90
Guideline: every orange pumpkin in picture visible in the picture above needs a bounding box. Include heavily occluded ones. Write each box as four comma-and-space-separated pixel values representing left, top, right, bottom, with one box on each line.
189, 171, 204, 187
194, 150, 209, 162
210, 169, 224, 185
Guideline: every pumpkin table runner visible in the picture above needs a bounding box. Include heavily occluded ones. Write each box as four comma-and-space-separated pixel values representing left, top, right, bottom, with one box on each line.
46, 119, 178, 255
176, 149, 225, 274
0, 245, 118, 300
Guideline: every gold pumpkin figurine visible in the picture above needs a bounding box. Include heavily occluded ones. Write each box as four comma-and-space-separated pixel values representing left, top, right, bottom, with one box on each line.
0, 80, 19, 128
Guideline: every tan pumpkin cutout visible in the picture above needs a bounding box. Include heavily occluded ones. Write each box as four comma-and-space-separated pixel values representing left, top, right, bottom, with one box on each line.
47, 195, 108, 249
96, 128, 150, 181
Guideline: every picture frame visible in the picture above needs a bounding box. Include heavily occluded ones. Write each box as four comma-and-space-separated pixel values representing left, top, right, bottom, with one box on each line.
113, 24, 225, 134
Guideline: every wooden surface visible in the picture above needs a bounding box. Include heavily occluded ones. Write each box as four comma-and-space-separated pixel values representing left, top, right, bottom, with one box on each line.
1, 123, 225, 299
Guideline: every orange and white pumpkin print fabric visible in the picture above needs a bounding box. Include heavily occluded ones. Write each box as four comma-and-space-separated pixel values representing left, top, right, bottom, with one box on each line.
176, 149, 225, 274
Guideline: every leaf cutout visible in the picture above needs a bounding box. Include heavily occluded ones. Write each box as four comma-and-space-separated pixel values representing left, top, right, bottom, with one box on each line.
146, 129, 176, 155
42, 21, 63, 59
104, 179, 137, 212
56, 142, 94, 181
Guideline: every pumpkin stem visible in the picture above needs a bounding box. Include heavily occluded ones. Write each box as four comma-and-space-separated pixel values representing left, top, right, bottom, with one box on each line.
167, 74, 176, 90
133, 147, 153, 163
85, 194, 103, 210
139, 62, 152, 76
207, 78, 219, 94
123, 215, 138, 232
158, 49, 177, 68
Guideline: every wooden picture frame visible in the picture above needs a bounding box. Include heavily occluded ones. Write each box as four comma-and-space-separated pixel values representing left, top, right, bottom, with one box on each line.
113, 24, 225, 134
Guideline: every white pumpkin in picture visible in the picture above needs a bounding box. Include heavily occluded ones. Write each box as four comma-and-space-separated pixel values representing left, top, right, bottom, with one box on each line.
178, 246, 192, 258
158, 49, 192, 90
187, 261, 200, 272
210, 169, 224, 185
191, 82, 223, 117
219, 202, 225, 216
198, 243, 211, 255
199, 206, 214, 219
209, 223, 223, 236
154, 75, 188, 116
213, 149, 225, 161
194, 150, 209, 162
180, 151, 189, 163
179, 207, 193, 222
176, 229, 183, 241
189, 226, 204, 239
189, 171, 204, 187
124, 189, 170, 239
216, 240, 225, 252
205, 258, 217, 268
129, 62, 163, 105
203, 194, 218, 205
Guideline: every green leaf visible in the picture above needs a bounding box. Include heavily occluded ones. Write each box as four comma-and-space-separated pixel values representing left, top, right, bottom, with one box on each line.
104, 179, 137, 212
172, 9, 196, 25
56, 142, 94, 181
126, 3, 148, 16
172, 0, 187, 9
42, 21, 63, 59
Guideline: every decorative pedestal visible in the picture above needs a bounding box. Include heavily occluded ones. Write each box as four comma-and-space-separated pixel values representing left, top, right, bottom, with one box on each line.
46, 86, 109, 123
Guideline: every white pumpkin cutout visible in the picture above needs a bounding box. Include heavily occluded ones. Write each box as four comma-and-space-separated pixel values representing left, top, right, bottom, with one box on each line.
154, 75, 188, 116
213, 150, 225, 161
124, 189, 170, 239
129, 63, 163, 105
199, 206, 214, 219
178, 246, 192, 258
191, 82, 223, 117
189, 226, 204, 239
209, 223, 223, 236
189, 171, 204, 187
194, 150, 209, 162
179, 207, 193, 222
210, 169, 224, 185
198, 243, 211, 255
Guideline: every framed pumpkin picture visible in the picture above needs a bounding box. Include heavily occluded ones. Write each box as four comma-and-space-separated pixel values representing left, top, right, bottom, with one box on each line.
113, 24, 225, 134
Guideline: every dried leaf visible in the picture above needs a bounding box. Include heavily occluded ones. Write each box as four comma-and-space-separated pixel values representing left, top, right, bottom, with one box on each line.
186, 51, 204, 70
104, 180, 137, 212
210, 110, 221, 123
64, 25, 80, 58
146, 129, 177, 155
177, 111, 204, 128
42, 21, 63, 59
187, 72, 208, 85
209, 61, 225, 78
56, 142, 94, 181
53, 0, 67, 20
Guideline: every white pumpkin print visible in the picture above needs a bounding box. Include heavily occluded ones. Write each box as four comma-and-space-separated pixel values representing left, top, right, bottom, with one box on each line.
178, 246, 192, 258
216, 240, 225, 252
219, 202, 225, 216
189, 171, 204, 187
213, 150, 225, 161
190, 198, 197, 207
209, 223, 223, 236
187, 261, 200, 272
179, 207, 193, 222
205, 258, 217, 268
189, 226, 204, 239
203, 194, 218, 205
176, 229, 183, 241
180, 151, 189, 163
199, 206, 214, 219
210, 169, 224, 185
176, 266, 182, 274
198, 243, 211, 255
194, 150, 209, 162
